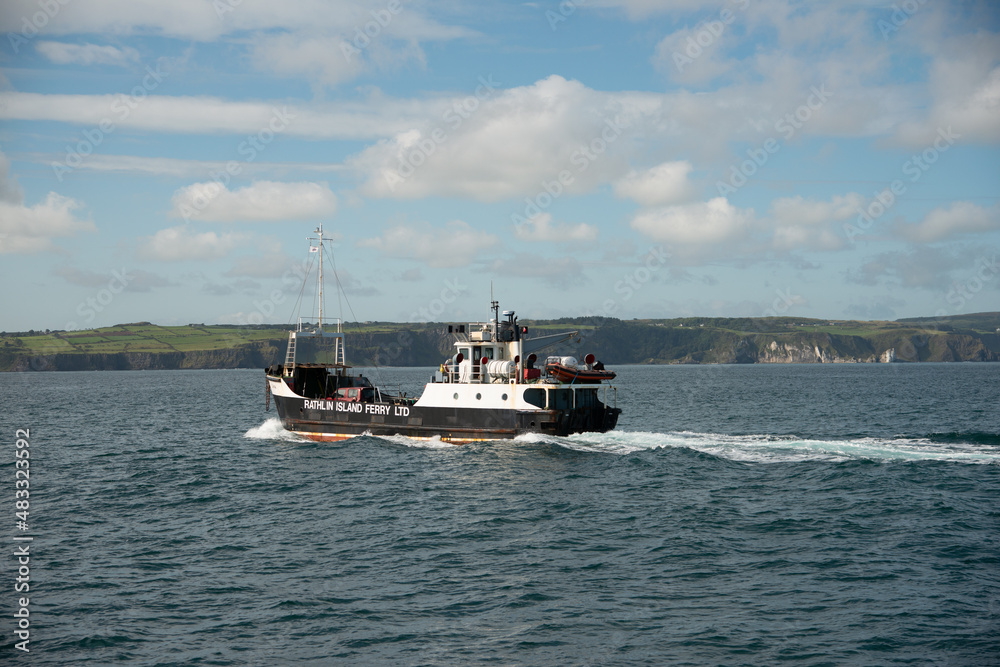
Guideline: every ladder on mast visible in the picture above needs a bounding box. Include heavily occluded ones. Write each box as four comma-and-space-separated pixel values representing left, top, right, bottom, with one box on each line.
284, 334, 296, 369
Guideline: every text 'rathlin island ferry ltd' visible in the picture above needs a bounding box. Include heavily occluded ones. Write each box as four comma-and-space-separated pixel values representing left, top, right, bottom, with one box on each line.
264, 226, 621, 444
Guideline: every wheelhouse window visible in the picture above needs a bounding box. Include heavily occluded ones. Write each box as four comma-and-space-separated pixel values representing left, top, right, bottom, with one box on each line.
522, 388, 545, 408
338, 388, 361, 401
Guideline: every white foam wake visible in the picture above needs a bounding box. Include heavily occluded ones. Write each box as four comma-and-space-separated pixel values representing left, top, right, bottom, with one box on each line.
242, 420, 457, 448
375, 433, 459, 450
519, 430, 1000, 464
243, 418, 306, 442
243, 419, 999, 463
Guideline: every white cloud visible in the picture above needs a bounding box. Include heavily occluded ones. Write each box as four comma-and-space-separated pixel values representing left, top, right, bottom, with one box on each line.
138, 226, 246, 262
652, 26, 735, 86
0, 151, 23, 203
0, 63, 920, 179
36, 41, 139, 66
0, 193, 95, 254
630, 197, 752, 246
21, 153, 346, 178
359, 220, 499, 268
614, 161, 696, 206
248, 7, 471, 90
0, 0, 470, 42
0, 91, 431, 140
589, 0, 705, 19
848, 245, 997, 291
897, 202, 1000, 243
770, 193, 862, 228
3, 0, 472, 88
514, 213, 598, 243
892, 28, 1000, 146
6, 75, 826, 196
1, 0, 226, 41
0, 150, 94, 254
895, 67, 1000, 145
56, 266, 170, 292
2, 5, 993, 212
250, 33, 367, 89
769, 193, 863, 251
487, 254, 586, 289
351, 75, 638, 202
225, 253, 298, 279
170, 181, 337, 222
631, 191, 992, 263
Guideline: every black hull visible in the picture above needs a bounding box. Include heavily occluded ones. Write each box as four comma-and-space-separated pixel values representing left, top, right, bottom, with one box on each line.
272, 395, 620, 443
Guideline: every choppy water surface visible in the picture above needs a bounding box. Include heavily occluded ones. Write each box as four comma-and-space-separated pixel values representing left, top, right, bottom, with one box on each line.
3, 364, 998, 665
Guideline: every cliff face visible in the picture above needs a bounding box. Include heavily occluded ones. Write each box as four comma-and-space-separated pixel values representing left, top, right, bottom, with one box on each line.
728, 333, 997, 364
1, 342, 285, 372
1, 332, 454, 372
757, 339, 871, 363
3, 322, 998, 371
567, 325, 1000, 365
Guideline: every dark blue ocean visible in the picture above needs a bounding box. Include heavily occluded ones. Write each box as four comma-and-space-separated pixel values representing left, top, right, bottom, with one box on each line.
3, 364, 999, 665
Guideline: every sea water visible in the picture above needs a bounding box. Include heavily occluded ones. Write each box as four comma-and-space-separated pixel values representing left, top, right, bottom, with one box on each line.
2, 364, 998, 664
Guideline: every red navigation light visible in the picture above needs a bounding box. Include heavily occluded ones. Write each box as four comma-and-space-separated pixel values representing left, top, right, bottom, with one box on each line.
585, 353, 596, 365
481, 356, 489, 366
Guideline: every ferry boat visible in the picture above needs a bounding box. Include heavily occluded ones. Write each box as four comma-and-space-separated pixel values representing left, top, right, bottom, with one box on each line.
264, 225, 621, 443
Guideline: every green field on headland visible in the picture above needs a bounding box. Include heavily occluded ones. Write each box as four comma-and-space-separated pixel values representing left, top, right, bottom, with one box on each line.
2, 313, 998, 371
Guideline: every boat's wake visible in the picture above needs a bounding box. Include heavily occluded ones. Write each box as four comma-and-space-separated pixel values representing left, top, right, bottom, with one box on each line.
518, 430, 1000, 464
242, 419, 458, 449
375, 433, 459, 449
243, 418, 308, 442
244, 419, 999, 463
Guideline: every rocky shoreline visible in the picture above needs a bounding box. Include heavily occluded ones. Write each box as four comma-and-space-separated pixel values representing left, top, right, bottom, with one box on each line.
3, 322, 998, 371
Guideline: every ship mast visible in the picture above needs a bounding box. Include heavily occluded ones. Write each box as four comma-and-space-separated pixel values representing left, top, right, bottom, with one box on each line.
308, 223, 336, 332
318, 224, 323, 330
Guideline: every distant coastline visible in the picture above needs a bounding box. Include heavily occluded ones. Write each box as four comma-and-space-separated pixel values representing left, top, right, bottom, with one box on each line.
3, 313, 998, 371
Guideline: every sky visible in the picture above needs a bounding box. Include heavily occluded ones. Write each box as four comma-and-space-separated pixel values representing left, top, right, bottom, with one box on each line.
1, 0, 998, 332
